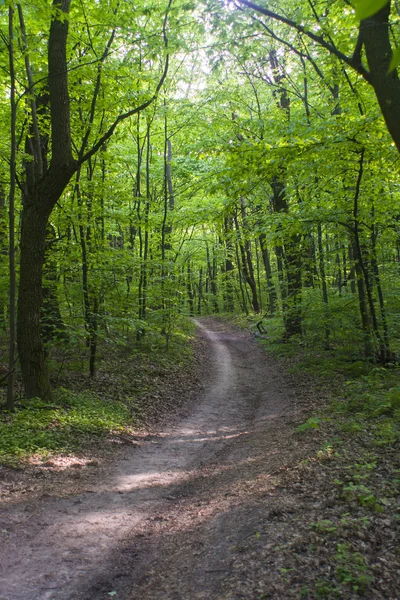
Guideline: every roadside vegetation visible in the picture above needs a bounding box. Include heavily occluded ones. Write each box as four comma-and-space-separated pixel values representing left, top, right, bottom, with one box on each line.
226, 312, 399, 599
0, 320, 197, 467
0, 0, 399, 594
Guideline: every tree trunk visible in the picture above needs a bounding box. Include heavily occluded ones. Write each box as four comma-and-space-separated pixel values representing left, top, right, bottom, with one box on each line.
348, 241, 357, 294
317, 224, 330, 346
271, 176, 302, 337
351, 238, 373, 357
360, 4, 400, 153
17, 0, 76, 400
370, 220, 392, 360
205, 236, 219, 312
7, 5, 16, 411
234, 207, 260, 313
18, 203, 55, 400
197, 268, 203, 315
259, 232, 277, 315
187, 261, 195, 317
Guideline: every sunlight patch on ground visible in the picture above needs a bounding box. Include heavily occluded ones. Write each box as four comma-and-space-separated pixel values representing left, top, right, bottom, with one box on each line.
27, 454, 99, 470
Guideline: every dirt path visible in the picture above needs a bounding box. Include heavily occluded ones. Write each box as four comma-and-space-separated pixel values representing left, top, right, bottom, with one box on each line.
0, 318, 302, 600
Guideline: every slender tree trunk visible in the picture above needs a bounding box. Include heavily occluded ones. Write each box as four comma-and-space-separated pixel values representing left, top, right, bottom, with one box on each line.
141, 125, 151, 322
234, 211, 259, 313
317, 224, 330, 346
187, 262, 195, 317
234, 236, 249, 315
351, 238, 373, 357
7, 5, 16, 411
371, 223, 391, 359
197, 268, 203, 315
304, 233, 316, 288
223, 217, 235, 312
352, 149, 387, 361
259, 232, 277, 315
335, 239, 343, 297
255, 238, 263, 312
271, 177, 302, 336
205, 236, 219, 312
41, 224, 67, 343
348, 241, 357, 294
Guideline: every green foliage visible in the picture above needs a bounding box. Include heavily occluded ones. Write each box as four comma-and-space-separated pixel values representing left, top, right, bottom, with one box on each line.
389, 46, 400, 72
311, 519, 338, 534
0, 390, 131, 465
333, 543, 374, 594
354, 0, 389, 20
334, 370, 400, 444
296, 416, 321, 433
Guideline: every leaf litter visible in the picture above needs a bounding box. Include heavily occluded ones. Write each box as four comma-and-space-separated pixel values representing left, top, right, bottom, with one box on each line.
0, 318, 398, 599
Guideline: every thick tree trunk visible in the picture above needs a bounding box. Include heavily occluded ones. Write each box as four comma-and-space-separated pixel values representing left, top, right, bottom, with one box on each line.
7, 6, 17, 411
18, 203, 54, 400
361, 4, 400, 153
17, 0, 75, 400
18, 170, 74, 400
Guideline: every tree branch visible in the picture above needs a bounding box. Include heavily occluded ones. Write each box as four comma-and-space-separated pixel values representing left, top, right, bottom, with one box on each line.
235, 0, 372, 82
78, 0, 172, 166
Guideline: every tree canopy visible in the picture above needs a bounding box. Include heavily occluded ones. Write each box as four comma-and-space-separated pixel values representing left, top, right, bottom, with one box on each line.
0, 0, 399, 403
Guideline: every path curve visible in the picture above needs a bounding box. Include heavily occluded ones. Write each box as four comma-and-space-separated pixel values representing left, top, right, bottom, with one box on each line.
0, 318, 296, 600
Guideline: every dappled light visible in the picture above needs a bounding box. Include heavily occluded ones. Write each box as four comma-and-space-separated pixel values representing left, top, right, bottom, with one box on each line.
1, 0, 399, 597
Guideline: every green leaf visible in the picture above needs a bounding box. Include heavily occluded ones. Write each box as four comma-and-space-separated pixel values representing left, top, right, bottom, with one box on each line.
296, 416, 321, 433
354, 0, 389, 20
389, 47, 400, 72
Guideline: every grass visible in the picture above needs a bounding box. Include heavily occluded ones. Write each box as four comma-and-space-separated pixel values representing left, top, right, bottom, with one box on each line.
0, 320, 196, 467
0, 390, 133, 466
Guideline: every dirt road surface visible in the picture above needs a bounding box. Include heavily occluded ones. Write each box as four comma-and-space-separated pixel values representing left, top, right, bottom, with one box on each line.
0, 318, 306, 600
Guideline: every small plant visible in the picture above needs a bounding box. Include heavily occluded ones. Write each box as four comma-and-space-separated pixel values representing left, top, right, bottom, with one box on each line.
333, 543, 374, 595
311, 519, 338, 534
341, 482, 384, 512
296, 416, 321, 433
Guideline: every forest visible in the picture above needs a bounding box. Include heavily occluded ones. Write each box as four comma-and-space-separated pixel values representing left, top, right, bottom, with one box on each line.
1, 0, 400, 403
0, 0, 399, 597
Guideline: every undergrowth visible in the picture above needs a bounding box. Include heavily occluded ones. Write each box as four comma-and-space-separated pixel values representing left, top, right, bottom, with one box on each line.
0, 391, 132, 466
225, 312, 399, 598
0, 322, 196, 467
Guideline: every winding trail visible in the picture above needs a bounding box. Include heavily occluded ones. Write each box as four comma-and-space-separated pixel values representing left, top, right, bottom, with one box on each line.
0, 318, 298, 600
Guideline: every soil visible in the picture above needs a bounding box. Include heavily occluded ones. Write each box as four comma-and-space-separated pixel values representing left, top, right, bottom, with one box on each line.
0, 318, 398, 600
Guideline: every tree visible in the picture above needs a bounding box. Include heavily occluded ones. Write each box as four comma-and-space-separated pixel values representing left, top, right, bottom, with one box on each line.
235, 0, 400, 152
16, 0, 171, 400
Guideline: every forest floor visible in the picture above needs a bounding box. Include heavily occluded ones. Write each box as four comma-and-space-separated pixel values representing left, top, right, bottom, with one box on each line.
0, 318, 399, 600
